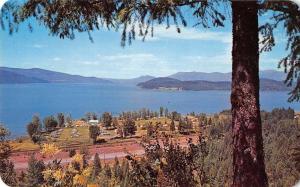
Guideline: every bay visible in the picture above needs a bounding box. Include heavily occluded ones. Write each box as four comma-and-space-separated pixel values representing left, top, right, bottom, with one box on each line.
0, 83, 298, 136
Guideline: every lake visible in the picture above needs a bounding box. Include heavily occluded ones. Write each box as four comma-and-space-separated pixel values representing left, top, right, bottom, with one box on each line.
0, 83, 299, 136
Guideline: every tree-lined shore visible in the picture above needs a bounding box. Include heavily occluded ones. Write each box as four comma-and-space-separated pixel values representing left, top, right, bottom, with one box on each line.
1, 107, 299, 186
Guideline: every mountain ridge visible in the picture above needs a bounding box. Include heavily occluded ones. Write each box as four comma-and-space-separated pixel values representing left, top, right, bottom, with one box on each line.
168, 70, 285, 81
137, 77, 289, 91
0, 67, 112, 84
0, 67, 287, 85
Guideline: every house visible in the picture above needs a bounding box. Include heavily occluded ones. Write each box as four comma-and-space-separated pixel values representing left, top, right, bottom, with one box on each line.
88, 119, 99, 126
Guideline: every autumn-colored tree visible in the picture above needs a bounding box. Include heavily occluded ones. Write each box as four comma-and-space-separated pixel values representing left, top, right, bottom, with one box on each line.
0, 125, 17, 186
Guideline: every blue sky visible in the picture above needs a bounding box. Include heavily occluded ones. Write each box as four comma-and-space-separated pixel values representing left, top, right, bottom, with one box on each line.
0, 6, 289, 79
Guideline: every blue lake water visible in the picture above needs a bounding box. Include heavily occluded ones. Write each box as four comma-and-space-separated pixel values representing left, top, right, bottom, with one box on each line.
0, 83, 299, 136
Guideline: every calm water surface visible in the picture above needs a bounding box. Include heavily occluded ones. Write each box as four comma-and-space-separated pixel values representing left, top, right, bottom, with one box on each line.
0, 83, 299, 136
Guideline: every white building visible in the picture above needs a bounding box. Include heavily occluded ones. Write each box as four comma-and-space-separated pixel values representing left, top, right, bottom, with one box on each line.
88, 119, 99, 126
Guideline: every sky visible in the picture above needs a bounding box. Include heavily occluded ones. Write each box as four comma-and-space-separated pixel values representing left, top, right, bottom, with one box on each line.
0, 3, 290, 79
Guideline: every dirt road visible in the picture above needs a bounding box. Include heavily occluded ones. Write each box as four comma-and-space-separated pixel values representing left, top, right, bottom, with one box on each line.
10, 135, 198, 171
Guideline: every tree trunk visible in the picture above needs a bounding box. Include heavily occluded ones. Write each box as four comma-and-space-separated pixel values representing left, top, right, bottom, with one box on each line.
231, 1, 268, 186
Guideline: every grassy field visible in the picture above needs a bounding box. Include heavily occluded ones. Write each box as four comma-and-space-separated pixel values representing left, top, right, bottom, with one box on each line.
54, 126, 91, 147
10, 137, 40, 152
10, 126, 122, 152
9, 126, 92, 152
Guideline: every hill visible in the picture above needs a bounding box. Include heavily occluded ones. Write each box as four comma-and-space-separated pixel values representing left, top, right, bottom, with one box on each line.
137, 77, 289, 91
108, 75, 155, 85
0, 67, 112, 84
168, 70, 285, 81
0, 70, 48, 84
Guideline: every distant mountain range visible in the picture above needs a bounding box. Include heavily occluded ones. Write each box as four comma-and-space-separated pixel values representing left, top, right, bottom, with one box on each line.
0, 67, 111, 84
137, 77, 289, 91
0, 67, 288, 91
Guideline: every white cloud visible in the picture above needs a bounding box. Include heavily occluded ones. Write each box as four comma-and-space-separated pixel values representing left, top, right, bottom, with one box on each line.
53, 57, 62, 61
32, 44, 46, 48
144, 25, 231, 43
81, 61, 99, 65
97, 53, 157, 62
76, 53, 175, 78
120, 24, 231, 43
185, 41, 232, 64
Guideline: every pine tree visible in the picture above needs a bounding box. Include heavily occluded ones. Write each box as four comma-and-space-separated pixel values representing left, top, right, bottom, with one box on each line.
26, 154, 45, 187
57, 113, 65, 127
159, 107, 164, 117
92, 153, 102, 179
102, 112, 112, 128
103, 164, 112, 178
113, 157, 122, 180
170, 120, 175, 132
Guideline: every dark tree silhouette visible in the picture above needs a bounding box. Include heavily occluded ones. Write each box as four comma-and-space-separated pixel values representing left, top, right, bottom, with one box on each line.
231, 2, 267, 186
57, 113, 65, 127
102, 112, 112, 127
43, 116, 58, 132
89, 125, 100, 144
1, 1, 299, 186
92, 153, 102, 179
26, 154, 45, 187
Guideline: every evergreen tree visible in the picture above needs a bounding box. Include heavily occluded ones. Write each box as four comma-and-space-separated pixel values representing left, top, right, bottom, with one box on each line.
102, 112, 112, 128
123, 118, 137, 137
92, 153, 102, 179
113, 157, 122, 180
57, 113, 65, 127
27, 122, 39, 138
170, 120, 175, 132
32, 115, 42, 132
103, 164, 112, 178
26, 154, 45, 187
89, 125, 100, 144
43, 116, 58, 132
208, 118, 212, 126
164, 108, 169, 117
159, 107, 164, 117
